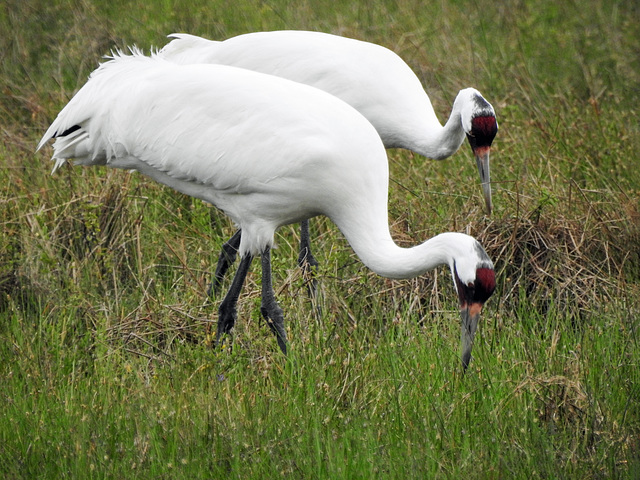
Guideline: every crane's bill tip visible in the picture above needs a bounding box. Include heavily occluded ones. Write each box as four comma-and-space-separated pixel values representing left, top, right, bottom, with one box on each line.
460, 303, 482, 371
482, 179, 492, 215
462, 350, 472, 372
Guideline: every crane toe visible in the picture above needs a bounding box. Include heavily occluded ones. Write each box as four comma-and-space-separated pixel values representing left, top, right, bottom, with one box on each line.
260, 301, 288, 355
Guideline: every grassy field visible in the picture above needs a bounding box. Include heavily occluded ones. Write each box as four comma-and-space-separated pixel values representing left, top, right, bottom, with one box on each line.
1, 0, 640, 477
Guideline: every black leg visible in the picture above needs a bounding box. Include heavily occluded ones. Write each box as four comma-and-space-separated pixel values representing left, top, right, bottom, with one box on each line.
297, 219, 320, 301
215, 252, 253, 349
260, 246, 288, 354
209, 229, 242, 298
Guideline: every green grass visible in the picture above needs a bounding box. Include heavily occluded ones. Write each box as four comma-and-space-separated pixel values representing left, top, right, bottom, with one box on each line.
1, 0, 640, 477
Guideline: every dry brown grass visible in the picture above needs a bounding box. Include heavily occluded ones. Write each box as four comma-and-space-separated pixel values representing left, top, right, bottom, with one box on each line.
471, 189, 639, 321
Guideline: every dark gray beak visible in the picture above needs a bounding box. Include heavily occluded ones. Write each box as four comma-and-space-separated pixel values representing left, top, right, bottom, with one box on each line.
474, 146, 492, 215
461, 302, 483, 371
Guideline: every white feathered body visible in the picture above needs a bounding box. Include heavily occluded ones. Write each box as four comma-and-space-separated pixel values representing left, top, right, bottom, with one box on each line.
38, 52, 490, 286
38, 49, 496, 365
159, 31, 498, 215
158, 31, 467, 157
38, 53, 392, 259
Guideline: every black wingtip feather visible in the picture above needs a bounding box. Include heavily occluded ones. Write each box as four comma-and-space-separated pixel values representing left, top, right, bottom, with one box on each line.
54, 125, 81, 138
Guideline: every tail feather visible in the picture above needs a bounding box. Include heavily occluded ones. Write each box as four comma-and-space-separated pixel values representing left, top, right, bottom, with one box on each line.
50, 128, 92, 174
36, 122, 60, 152
51, 158, 68, 175
36, 47, 148, 157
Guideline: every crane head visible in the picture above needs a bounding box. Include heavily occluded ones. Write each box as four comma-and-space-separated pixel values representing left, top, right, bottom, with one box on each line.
452, 241, 496, 371
458, 89, 499, 215
467, 115, 498, 215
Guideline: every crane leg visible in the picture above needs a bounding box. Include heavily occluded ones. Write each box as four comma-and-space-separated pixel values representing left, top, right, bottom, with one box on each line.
297, 219, 320, 302
260, 246, 288, 354
211, 223, 319, 307
209, 229, 242, 298
215, 252, 253, 349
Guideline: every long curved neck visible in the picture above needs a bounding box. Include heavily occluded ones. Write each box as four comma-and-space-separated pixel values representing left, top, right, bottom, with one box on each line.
403, 105, 466, 160
332, 207, 464, 280
360, 235, 457, 279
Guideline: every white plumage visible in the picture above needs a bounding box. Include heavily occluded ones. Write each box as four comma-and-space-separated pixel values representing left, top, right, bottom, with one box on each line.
158, 31, 498, 294
159, 31, 498, 207
38, 51, 495, 368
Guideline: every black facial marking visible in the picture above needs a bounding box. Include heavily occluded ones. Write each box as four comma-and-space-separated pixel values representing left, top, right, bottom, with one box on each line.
453, 261, 496, 306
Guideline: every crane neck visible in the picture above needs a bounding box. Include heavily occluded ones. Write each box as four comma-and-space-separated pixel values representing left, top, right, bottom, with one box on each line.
402, 104, 466, 160
332, 206, 473, 280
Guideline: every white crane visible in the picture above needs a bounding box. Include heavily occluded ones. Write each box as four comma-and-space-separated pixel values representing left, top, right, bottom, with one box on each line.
37, 51, 496, 369
159, 31, 499, 295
